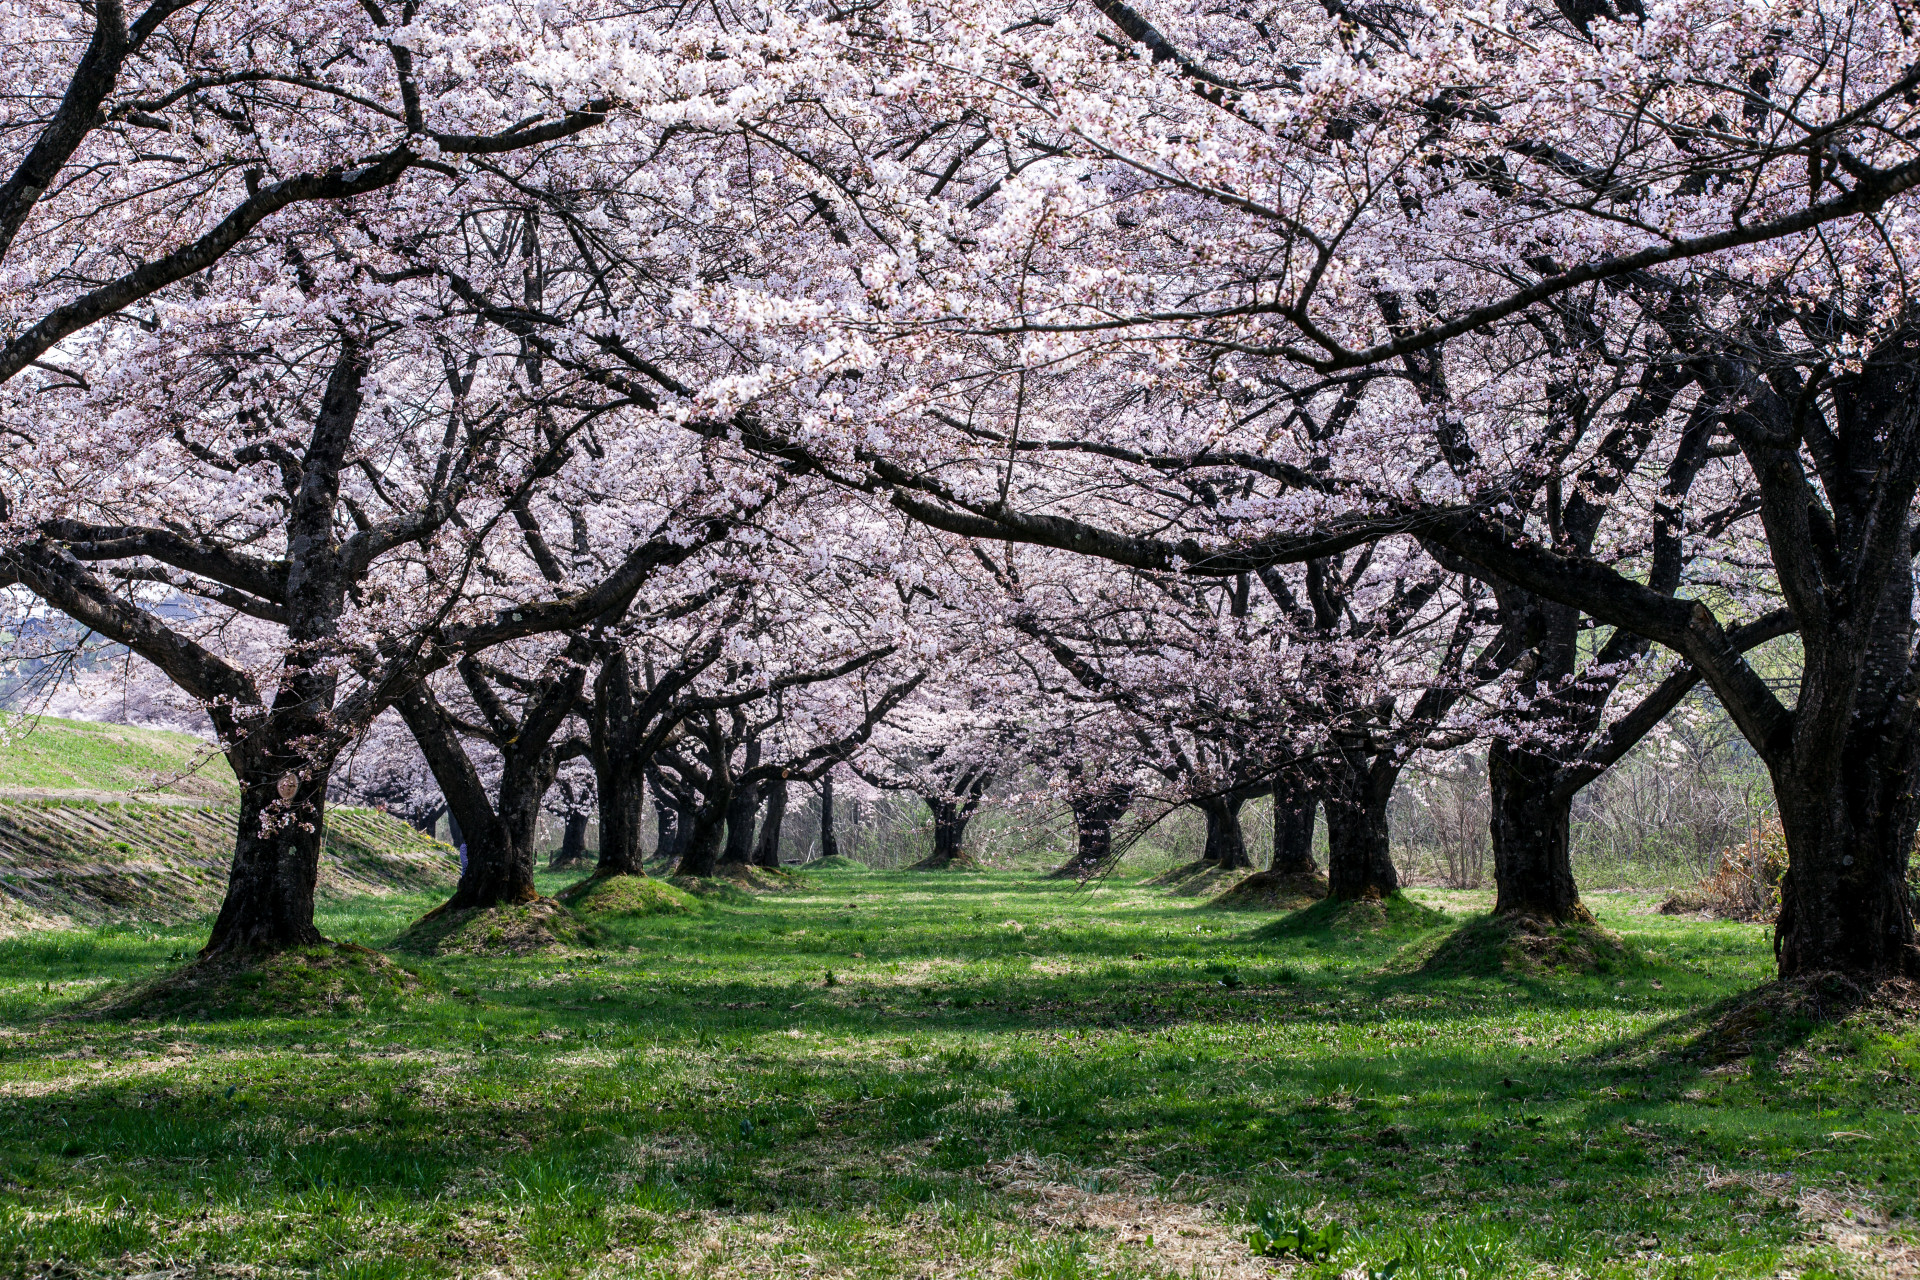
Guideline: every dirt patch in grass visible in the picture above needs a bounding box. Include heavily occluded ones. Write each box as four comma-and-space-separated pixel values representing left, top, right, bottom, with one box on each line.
1144, 860, 1250, 897
983, 1153, 1268, 1279
1692, 971, 1920, 1063
1207, 869, 1329, 911
88, 941, 429, 1019
390, 898, 604, 957
557, 873, 699, 917
1405, 911, 1641, 978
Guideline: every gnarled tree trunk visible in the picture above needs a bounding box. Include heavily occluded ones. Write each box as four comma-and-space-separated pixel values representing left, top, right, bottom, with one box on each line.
719, 744, 763, 866
752, 777, 788, 868
1322, 749, 1399, 900
1052, 783, 1134, 878
1487, 741, 1584, 920
1196, 793, 1254, 870
675, 796, 729, 877
1773, 574, 1920, 976
550, 811, 591, 872
1270, 775, 1318, 875
912, 796, 976, 869
203, 770, 330, 955
818, 773, 842, 861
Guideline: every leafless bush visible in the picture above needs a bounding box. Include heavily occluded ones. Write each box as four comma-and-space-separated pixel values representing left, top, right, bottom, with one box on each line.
1570, 712, 1771, 889
1393, 755, 1491, 888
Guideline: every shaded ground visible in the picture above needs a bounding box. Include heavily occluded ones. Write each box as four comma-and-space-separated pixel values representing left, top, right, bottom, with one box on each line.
0, 874, 1913, 1278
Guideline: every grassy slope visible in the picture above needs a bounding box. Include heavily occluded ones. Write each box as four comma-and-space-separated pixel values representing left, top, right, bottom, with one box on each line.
0, 874, 1912, 1279
0, 714, 237, 800
0, 716, 455, 924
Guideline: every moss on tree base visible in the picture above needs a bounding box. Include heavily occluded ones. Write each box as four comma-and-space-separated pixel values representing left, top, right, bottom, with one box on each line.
1405, 910, 1640, 978
88, 941, 429, 1019
1207, 869, 1330, 911
391, 898, 603, 956
556, 873, 699, 917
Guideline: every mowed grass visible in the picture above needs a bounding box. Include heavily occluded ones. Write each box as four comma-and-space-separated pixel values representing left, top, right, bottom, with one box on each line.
0, 870, 1914, 1279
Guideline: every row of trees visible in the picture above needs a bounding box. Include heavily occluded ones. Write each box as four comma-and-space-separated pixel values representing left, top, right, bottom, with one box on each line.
0, 0, 1914, 979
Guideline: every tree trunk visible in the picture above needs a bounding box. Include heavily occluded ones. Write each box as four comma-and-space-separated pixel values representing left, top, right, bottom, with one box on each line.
720, 784, 761, 864
550, 811, 591, 872
1772, 573, 1920, 976
1053, 783, 1134, 877
394, 681, 534, 912
818, 773, 842, 860
752, 778, 788, 868
409, 803, 446, 838
912, 797, 976, 869
657, 797, 688, 865
1270, 776, 1318, 875
202, 772, 330, 955
719, 741, 762, 865
1487, 741, 1587, 920
1196, 793, 1254, 870
674, 796, 729, 877
1322, 752, 1399, 899
594, 755, 647, 877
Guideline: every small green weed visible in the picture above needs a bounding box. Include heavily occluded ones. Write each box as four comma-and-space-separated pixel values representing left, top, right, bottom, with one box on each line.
1245, 1204, 1347, 1259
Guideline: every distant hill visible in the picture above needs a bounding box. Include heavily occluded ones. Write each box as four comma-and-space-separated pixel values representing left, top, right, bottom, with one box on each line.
0, 714, 235, 801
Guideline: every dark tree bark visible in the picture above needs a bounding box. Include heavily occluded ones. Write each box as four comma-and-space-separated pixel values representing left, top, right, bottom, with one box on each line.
672, 716, 735, 878
652, 790, 681, 865
818, 773, 842, 860
206, 775, 329, 952
720, 741, 764, 865
916, 798, 973, 868
1196, 791, 1255, 870
589, 648, 650, 877
752, 777, 789, 868
1321, 745, 1400, 900
1270, 775, 1319, 875
409, 802, 448, 838
1486, 743, 1581, 919
395, 680, 523, 908
394, 635, 592, 913
909, 763, 994, 869
1052, 782, 1135, 878
550, 811, 591, 871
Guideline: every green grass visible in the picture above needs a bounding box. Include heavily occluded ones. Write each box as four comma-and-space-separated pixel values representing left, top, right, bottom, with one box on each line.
0, 713, 236, 799
0, 875, 1912, 1278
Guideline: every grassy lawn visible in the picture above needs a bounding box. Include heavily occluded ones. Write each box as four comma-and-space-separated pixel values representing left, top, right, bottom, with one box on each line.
1, 869, 1913, 1278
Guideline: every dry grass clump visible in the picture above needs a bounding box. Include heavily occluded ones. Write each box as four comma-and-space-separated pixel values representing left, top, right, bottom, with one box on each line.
1661, 819, 1786, 922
